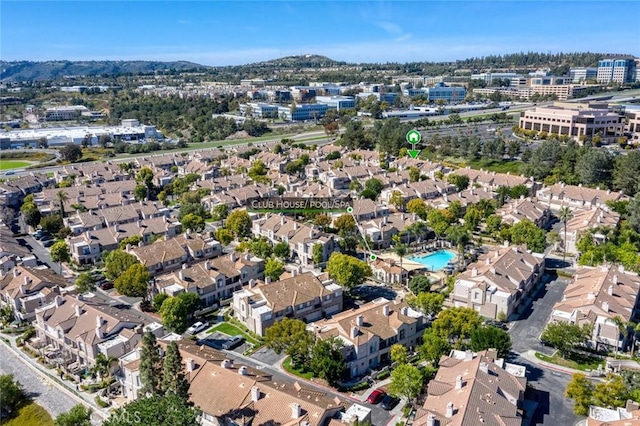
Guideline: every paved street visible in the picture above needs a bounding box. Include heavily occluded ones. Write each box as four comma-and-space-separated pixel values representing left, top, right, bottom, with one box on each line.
0, 341, 79, 419
508, 274, 578, 426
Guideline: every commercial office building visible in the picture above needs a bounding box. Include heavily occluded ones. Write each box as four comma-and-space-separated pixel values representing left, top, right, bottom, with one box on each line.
597, 58, 637, 84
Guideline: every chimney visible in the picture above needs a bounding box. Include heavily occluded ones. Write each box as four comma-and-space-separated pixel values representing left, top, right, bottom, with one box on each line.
96, 315, 104, 328
238, 366, 248, 376
446, 402, 454, 418
494, 250, 499, 259
230, 252, 237, 262
251, 386, 261, 402
382, 305, 390, 317
292, 268, 298, 277
426, 414, 436, 426
265, 276, 272, 284
608, 285, 614, 296
602, 301, 609, 312
490, 267, 496, 275
138, 240, 143, 247
13, 268, 19, 278
221, 359, 233, 369
291, 403, 301, 419
280, 216, 285, 225
248, 279, 256, 289
179, 270, 185, 281
125, 243, 131, 252
186, 358, 195, 372
464, 350, 473, 361
479, 362, 489, 374
401, 306, 408, 316
54, 295, 63, 307
351, 326, 359, 339
75, 304, 82, 317
471, 267, 478, 277
613, 275, 618, 285
356, 315, 364, 326
486, 257, 492, 265
455, 375, 463, 389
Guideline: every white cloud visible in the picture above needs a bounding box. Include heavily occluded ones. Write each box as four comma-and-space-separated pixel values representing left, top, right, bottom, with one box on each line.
374, 21, 403, 36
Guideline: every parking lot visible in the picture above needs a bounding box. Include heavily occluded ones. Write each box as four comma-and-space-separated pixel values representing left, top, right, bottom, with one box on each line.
200, 331, 250, 354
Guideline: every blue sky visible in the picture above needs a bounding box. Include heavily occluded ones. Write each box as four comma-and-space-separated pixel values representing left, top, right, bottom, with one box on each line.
2, 1, 638, 65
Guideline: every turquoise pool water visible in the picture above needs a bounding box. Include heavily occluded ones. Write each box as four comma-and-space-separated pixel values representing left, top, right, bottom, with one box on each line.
410, 250, 456, 271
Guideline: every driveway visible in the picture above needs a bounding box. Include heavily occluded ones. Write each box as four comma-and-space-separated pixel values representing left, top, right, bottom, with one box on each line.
250, 346, 284, 366
508, 274, 577, 426
509, 275, 569, 354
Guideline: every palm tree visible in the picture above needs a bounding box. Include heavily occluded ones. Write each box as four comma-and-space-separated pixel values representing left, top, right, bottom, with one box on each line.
392, 234, 407, 286
56, 190, 69, 219
558, 206, 574, 262
92, 353, 117, 380
611, 316, 628, 356
447, 225, 471, 269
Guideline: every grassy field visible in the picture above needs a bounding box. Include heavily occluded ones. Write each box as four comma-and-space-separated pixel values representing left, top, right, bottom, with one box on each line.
0, 160, 31, 170
207, 322, 260, 346
445, 158, 524, 174
282, 356, 314, 380
3, 402, 54, 426
535, 352, 603, 372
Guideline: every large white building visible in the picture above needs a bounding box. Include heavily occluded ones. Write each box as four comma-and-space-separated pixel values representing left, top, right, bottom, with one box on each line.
597, 58, 637, 84
1, 119, 162, 148
518, 104, 624, 143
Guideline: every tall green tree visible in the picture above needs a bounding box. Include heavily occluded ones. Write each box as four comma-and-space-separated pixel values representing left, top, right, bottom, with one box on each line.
75, 272, 95, 294
103, 395, 199, 426
390, 343, 408, 365
565, 373, 594, 416
309, 337, 347, 387
541, 321, 592, 358
613, 151, 640, 196
470, 326, 512, 358
406, 292, 444, 317
104, 250, 139, 282
160, 297, 189, 333
162, 342, 191, 402
56, 190, 69, 218
20, 201, 41, 229
264, 318, 314, 368
420, 330, 451, 364
326, 252, 372, 288
54, 404, 93, 426
408, 275, 431, 294
50, 241, 70, 274
225, 210, 252, 238
114, 264, 150, 299
264, 258, 284, 281
431, 307, 481, 345
389, 364, 423, 404
139, 332, 162, 397
0, 374, 26, 420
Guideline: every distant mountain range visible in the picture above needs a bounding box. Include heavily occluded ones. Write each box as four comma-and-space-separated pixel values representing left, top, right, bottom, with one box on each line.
0, 60, 207, 82
1, 52, 637, 82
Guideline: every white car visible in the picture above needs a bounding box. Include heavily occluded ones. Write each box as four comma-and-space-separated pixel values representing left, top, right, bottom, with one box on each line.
186, 321, 209, 335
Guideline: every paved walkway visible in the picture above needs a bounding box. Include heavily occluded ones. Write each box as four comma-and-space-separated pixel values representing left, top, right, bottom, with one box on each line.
0, 333, 109, 424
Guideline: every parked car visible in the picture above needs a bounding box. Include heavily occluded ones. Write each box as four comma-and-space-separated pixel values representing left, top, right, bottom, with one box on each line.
366, 389, 386, 404
97, 280, 114, 290
186, 321, 210, 335
35, 232, 52, 241
42, 239, 55, 248
222, 335, 245, 350
380, 395, 400, 410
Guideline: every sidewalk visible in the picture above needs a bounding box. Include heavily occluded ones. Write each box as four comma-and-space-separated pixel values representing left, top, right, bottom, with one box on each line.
0, 332, 110, 421
521, 350, 588, 376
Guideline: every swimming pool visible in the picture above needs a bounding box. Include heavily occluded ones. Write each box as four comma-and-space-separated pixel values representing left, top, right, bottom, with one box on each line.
410, 250, 456, 271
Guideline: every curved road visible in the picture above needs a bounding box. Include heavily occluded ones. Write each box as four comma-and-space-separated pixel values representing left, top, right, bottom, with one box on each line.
0, 341, 79, 419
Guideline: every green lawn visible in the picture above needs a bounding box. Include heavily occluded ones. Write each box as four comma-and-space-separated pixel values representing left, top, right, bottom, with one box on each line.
0, 160, 30, 170
282, 356, 314, 380
3, 402, 54, 426
207, 322, 260, 346
535, 352, 604, 372
446, 158, 524, 174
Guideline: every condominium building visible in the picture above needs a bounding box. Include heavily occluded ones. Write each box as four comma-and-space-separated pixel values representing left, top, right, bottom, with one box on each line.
451, 245, 545, 320
518, 105, 624, 143
414, 349, 527, 426
597, 58, 637, 83
310, 298, 426, 378
232, 271, 343, 336
624, 106, 640, 144
550, 265, 640, 351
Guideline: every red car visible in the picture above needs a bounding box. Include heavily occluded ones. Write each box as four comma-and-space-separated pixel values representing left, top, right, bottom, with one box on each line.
366, 389, 386, 404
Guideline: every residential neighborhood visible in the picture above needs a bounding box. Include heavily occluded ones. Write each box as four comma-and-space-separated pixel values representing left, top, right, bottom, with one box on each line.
1, 10, 640, 425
